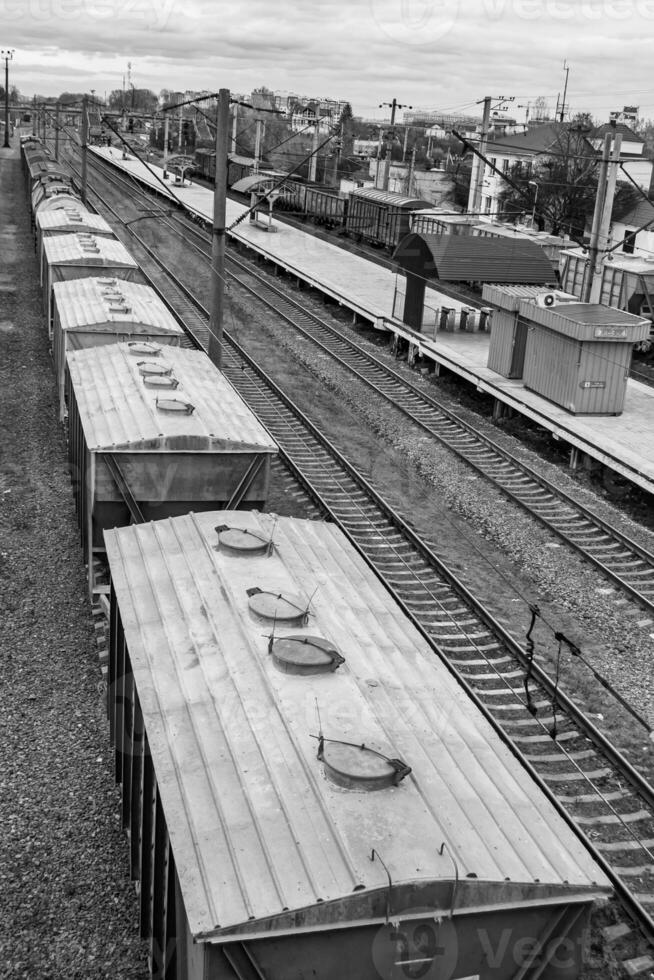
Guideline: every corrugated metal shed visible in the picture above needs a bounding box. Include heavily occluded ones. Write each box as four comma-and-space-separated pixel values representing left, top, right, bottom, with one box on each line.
105, 510, 609, 941
517, 299, 650, 341
482, 284, 577, 312
394, 233, 556, 283
66, 343, 277, 453
350, 187, 431, 208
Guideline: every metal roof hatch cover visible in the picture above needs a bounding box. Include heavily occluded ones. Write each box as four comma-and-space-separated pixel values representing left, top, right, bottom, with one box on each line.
317, 735, 411, 791
247, 586, 311, 626
271, 635, 345, 675
215, 524, 274, 557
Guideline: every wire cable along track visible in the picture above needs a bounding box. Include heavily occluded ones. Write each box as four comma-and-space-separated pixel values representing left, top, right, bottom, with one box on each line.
69, 147, 654, 944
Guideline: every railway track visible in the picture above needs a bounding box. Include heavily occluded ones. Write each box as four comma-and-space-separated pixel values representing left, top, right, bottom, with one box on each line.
67, 149, 654, 949
77, 148, 654, 624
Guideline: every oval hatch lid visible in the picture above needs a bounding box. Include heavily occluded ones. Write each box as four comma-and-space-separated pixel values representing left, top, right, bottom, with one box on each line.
271, 635, 344, 675
128, 341, 161, 356
142, 374, 179, 389
318, 737, 411, 791
138, 359, 172, 376
247, 587, 310, 625
215, 525, 272, 556
155, 396, 195, 414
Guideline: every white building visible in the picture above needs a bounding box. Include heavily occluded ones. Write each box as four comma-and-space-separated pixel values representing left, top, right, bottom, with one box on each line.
588, 123, 652, 193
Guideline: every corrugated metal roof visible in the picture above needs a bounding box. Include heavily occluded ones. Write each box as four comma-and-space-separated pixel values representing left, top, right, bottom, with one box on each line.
43, 234, 138, 268
228, 153, 255, 166
482, 284, 577, 311
34, 194, 82, 214
350, 187, 431, 209
105, 511, 609, 940
231, 174, 280, 193
53, 278, 184, 334
518, 299, 650, 341
37, 209, 114, 236
394, 233, 555, 283
66, 343, 278, 452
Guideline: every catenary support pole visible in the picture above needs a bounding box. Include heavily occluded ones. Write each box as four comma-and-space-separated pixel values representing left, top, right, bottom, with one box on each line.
208, 88, 230, 371
80, 94, 88, 206
582, 133, 611, 303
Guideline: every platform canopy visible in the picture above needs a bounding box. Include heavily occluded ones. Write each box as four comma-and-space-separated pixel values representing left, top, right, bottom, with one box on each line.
231, 174, 281, 194
394, 232, 556, 284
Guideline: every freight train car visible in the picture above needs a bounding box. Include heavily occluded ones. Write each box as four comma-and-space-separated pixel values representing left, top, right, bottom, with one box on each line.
560, 247, 654, 325
345, 188, 431, 250
52, 278, 185, 420
105, 509, 610, 980
472, 222, 570, 275
409, 209, 481, 236
65, 345, 277, 593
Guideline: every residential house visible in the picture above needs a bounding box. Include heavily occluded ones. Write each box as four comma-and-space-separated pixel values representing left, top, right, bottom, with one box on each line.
588, 123, 652, 192
611, 197, 654, 257
470, 122, 591, 218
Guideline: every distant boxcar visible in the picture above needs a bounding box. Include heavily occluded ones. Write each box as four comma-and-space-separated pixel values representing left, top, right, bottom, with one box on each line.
346, 188, 431, 249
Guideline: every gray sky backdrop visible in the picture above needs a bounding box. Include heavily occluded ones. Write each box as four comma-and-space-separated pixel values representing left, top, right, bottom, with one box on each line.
3, 0, 654, 121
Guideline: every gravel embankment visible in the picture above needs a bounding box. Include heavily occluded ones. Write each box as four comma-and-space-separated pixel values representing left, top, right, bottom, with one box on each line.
0, 148, 148, 977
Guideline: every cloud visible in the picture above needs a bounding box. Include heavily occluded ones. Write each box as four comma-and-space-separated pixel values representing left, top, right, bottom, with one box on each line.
4, 0, 654, 118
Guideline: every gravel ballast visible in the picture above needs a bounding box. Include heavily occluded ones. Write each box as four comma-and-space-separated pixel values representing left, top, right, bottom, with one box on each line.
0, 147, 148, 976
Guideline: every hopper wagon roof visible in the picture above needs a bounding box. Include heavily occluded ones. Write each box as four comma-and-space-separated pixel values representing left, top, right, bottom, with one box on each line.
105, 511, 610, 942
66, 343, 277, 453
53, 278, 184, 336
37, 208, 114, 236
43, 233, 138, 268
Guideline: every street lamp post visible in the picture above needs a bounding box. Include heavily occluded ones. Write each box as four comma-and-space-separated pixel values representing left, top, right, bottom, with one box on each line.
2, 49, 14, 148
528, 179, 539, 228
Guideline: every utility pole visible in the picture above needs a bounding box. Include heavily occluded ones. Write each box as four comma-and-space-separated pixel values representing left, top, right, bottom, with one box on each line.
406, 146, 416, 196
231, 101, 238, 153
467, 95, 492, 214
54, 102, 60, 160
402, 125, 410, 161
208, 88, 230, 371
32, 95, 36, 135
2, 49, 14, 148
162, 113, 169, 178
379, 98, 412, 192
375, 127, 383, 187
584, 132, 622, 303
559, 60, 570, 122
178, 104, 182, 151
253, 118, 263, 173
80, 94, 88, 205
308, 119, 319, 183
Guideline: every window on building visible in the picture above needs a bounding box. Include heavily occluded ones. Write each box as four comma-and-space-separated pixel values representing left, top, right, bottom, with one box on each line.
623, 231, 636, 254
503, 158, 510, 173
484, 197, 493, 214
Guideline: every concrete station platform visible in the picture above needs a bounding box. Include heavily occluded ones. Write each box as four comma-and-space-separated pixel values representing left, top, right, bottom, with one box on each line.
91, 145, 654, 498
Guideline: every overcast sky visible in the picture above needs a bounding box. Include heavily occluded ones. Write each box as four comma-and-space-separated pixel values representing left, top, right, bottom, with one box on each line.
4, 0, 654, 122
